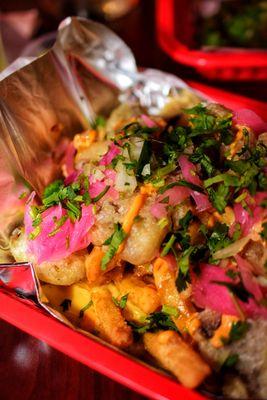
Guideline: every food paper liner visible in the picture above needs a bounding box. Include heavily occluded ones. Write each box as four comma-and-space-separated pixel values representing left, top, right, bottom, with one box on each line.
0, 17, 202, 331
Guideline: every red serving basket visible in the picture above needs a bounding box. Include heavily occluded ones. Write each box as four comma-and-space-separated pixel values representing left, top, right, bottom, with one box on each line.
156, 0, 267, 80
1, 83, 267, 400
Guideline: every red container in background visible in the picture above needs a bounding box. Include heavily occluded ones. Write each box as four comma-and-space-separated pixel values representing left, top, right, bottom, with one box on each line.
1, 82, 267, 400
156, 0, 267, 80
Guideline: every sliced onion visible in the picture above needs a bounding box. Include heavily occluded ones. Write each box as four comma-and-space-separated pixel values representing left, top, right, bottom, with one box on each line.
192, 263, 267, 319
114, 161, 137, 194
99, 142, 121, 166
178, 155, 202, 186
213, 236, 251, 260
140, 114, 157, 128
25, 193, 94, 264
233, 109, 267, 135
190, 191, 212, 212
150, 203, 167, 219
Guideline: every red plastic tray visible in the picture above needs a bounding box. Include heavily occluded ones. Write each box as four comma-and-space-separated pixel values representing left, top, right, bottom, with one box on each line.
156, 0, 267, 80
1, 83, 267, 400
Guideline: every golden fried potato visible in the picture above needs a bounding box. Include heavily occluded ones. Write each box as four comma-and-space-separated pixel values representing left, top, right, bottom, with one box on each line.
114, 273, 160, 315
153, 257, 200, 336
143, 330, 211, 389
36, 251, 86, 285
91, 287, 133, 348
121, 215, 168, 265
9, 227, 30, 262
75, 140, 109, 167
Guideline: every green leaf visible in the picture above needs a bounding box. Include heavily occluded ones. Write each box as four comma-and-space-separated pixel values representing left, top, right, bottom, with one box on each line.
162, 305, 179, 318
101, 224, 127, 270
222, 354, 239, 368
136, 140, 152, 179
112, 294, 129, 309
43, 179, 63, 199
207, 184, 230, 214
204, 173, 239, 188
92, 115, 106, 128
158, 180, 203, 195
161, 234, 176, 257
79, 300, 93, 318
92, 185, 110, 203
222, 321, 250, 344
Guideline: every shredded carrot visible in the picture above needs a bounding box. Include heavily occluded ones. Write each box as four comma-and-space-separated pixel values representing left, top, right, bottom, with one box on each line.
210, 315, 239, 348
85, 246, 104, 283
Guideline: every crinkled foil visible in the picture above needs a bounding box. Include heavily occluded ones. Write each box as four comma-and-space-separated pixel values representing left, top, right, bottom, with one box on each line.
0, 17, 202, 329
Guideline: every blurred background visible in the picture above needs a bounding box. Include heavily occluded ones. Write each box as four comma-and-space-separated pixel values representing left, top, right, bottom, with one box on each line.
1, 0, 267, 101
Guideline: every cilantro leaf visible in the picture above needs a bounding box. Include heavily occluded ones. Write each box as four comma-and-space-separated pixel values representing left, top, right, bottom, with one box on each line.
79, 300, 93, 318
101, 224, 126, 270
207, 184, 230, 214
112, 294, 129, 309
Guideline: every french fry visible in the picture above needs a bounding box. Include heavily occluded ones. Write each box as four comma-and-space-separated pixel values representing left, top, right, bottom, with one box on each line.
143, 331, 211, 389
114, 274, 161, 315
107, 282, 147, 323
41, 282, 99, 331
91, 287, 133, 348
153, 257, 200, 336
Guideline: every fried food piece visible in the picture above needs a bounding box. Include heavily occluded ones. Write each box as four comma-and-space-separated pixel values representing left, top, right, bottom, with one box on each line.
10, 228, 86, 285
41, 281, 98, 331
143, 330, 211, 388
121, 197, 169, 265
75, 140, 109, 168
91, 287, 133, 348
9, 227, 30, 262
153, 257, 200, 336
114, 274, 161, 315
36, 251, 86, 285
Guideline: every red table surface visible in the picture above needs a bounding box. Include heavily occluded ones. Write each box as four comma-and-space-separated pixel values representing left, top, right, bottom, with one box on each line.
1, 1, 267, 400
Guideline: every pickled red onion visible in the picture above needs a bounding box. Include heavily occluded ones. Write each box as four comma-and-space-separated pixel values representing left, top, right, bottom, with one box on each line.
99, 143, 121, 166
140, 114, 157, 128
233, 109, 267, 135
192, 264, 267, 319
178, 155, 202, 186
25, 193, 94, 263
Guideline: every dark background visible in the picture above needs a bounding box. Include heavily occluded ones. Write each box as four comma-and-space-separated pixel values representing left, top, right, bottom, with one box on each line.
0, 1, 266, 399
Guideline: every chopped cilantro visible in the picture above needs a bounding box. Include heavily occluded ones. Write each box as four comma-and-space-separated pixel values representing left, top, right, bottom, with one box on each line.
79, 300, 93, 318
161, 234, 176, 257
112, 293, 129, 309
222, 321, 250, 344
92, 115, 106, 128
207, 184, 230, 214
226, 269, 239, 280
222, 354, 239, 368
101, 223, 126, 270
92, 185, 110, 203
136, 140, 152, 179
162, 305, 179, 318
158, 180, 203, 195
129, 311, 178, 334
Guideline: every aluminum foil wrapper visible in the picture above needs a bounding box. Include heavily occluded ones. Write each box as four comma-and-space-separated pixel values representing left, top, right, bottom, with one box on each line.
0, 17, 201, 328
